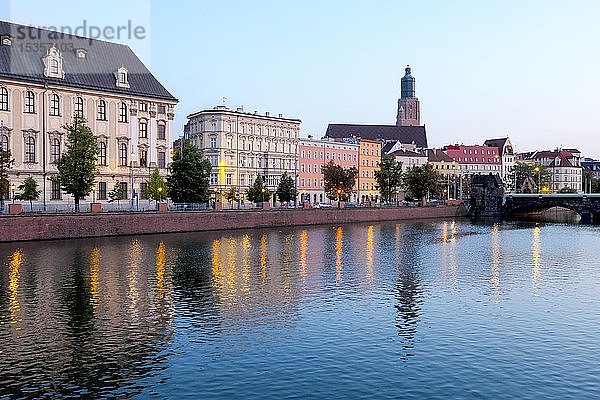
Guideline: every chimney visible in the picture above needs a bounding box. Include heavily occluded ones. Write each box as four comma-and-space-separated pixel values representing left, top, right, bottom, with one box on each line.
278, 113, 283, 118
265, 112, 270, 117
236, 106, 244, 112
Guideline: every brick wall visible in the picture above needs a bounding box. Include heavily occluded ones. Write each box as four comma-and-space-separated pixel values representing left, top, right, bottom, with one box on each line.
0, 206, 464, 242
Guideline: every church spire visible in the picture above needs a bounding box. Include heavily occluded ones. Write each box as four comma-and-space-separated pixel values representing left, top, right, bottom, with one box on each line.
401, 65, 416, 99
396, 65, 420, 126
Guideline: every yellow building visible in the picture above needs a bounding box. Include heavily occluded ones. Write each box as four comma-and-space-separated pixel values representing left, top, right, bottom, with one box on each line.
358, 139, 382, 202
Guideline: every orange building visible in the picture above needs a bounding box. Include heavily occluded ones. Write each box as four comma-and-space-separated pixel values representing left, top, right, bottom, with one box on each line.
358, 139, 382, 202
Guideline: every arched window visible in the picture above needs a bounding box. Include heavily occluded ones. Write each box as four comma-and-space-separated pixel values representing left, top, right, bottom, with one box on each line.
50, 138, 60, 162
25, 136, 35, 162
50, 94, 60, 116
0, 87, 8, 111
98, 142, 107, 165
24, 90, 35, 114
74, 96, 84, 119
119, 143, 128, 166
97, 99, 106, 121
0, 134, 8, 152
50, 59, 59, 75
119, 102, 128, 123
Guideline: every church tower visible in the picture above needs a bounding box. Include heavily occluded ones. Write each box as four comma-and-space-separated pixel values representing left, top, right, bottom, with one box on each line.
396, 66, 421, 126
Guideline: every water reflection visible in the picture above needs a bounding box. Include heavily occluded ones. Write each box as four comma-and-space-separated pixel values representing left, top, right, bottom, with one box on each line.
490, 223, 501, 303
8, 249, 23, 327
532, 226, 542, 296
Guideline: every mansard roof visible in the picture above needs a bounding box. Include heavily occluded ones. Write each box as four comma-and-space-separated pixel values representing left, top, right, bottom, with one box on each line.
0, 21, 177, 101
325, 124, 427, 148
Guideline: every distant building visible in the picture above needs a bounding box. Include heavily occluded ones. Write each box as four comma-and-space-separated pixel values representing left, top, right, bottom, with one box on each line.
443, 144, 502, 176
483, 137, 515, 182
357, 138, 382, 202
427, 149, 458, 198
520, 149, 582, 192
582, 157, 600, 179
187, 105, 300, 204
297, 137, 358, 204
396, 66, 420, 127
391, 150, 427, 172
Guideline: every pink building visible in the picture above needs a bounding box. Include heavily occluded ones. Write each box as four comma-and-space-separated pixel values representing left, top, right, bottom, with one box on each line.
298, 137, 359, 204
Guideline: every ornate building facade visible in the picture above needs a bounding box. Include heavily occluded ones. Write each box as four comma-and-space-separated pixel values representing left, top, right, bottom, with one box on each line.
0, 21, 177, 209
186, 105, 300, 204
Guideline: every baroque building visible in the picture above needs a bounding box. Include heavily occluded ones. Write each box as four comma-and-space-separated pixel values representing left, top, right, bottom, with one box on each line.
186, 105, 300, 204
0, 21, 177, 209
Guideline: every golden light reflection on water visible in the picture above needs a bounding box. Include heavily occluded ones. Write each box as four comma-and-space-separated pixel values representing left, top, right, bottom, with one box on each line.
366, 225, 374, 282
9, 249, 23, 326
440, 221, 458, 287
532, 226, 541, 296
300, 230, 308, 280
226, 237, 237, 294
90, 247, 101, 308
490, 223, 501, 303
156, 242, 166, 297
336, 227, 343, 283
212, 238, 221, 278
241, 235, 251, 294
260, 234, 268, 282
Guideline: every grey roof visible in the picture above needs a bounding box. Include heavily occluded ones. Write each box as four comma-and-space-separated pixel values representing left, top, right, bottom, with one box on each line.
326, 124, 427, 148
0, 21, 176, 101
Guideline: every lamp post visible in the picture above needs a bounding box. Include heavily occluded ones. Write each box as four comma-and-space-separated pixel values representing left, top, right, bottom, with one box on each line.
534, 166, 541, 194
158, 186, 163, 210
261, 187, 265, 203
10, 184, 15, 204
337, 188, 341, 208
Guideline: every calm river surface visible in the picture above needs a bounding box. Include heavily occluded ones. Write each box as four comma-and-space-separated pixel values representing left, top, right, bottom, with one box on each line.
1, 219, 600, 399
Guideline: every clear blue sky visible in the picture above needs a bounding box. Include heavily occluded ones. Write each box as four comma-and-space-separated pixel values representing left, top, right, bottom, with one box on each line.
3, 0, 600, 156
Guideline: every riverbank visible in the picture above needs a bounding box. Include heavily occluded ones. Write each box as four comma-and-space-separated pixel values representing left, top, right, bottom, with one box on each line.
0, 206, 466, 242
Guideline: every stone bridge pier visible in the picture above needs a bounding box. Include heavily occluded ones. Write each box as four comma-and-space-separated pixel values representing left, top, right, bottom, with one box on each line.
504, 194, 600, 223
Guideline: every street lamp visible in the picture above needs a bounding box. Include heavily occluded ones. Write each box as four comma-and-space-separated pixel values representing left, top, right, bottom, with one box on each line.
261, 187, 266, 203
10, 184, 15, 203
337, 188, 341, 208
534, 166, 541, 193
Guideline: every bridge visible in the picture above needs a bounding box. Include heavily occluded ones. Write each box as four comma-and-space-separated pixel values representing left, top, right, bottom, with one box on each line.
503, 194, 600, 223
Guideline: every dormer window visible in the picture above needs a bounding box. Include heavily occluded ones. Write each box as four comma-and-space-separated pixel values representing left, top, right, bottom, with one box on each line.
115, 66, 130, 88
75, 48, 87, 59
1, 35, 11, 46
43, 45, 65, 79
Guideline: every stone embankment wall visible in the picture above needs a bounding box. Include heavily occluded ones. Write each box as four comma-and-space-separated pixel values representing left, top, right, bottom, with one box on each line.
0, 206, 465, 242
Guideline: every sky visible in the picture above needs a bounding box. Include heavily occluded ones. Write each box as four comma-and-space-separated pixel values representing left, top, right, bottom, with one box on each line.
3, 0, 600, 157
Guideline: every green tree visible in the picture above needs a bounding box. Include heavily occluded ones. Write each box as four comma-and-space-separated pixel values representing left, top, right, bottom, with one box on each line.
108, 181, 126, 205
53, 119, 98, 212
224, 187, 239, 205
146, 168, 167, 206
18, 176, 40, 212
167, 142, 212, 203
322, 160, 358, 201
507, 162, 551, 192
0, 148, 14, 211
276, 172, 298, 204
403, 164, 441, 205
374, 154, 403, 202
247, 175, 271, 204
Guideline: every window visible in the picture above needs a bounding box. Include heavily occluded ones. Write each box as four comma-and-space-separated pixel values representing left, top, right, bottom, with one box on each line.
140, 182, 148, 199
0, 87, 8, 111
210, 174, 217, 185
119, 143, 128, 166
157, 124, 166, 140
51, 180, 62, 200
210, 136, 217, 149
211, 122, 217, 131
119, 182, 128, 199
139, 102, 147, 112
24, 90, 35, 114
98, 182, 107, 200
50, 59, 59, 75
50, 138, 60, 162
97, 99, 106, 120
158, 152, 166, 169
157, 105, 166, 114
98, 142, 107, 166
226, 174, 232, 185
0, 134, 7, 152
50, 94, 60, 116
74, 96, 84, 119
119, 102, 128, 123
25, 137, 35, 163
139, 121, 148, 138
139, 149, 147, 167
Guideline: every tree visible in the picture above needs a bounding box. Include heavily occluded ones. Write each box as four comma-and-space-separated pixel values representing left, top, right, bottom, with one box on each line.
247, 175, 271, 204
146, 168, 167, 206
374, 154, 403, 202
53, 118, 98, 212
17, 176, 40, 212
507, 162, 551, 193
108, 181, 126, 205
276, 172, 298, 204
167, 142, 211, 203
403, 164, 441, 205
322, 160, 358, 201
224, 188, 239, 206
0, 148, 14, 211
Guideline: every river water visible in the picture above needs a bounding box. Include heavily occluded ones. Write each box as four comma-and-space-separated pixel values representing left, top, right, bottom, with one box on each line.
1, 220, 599, 399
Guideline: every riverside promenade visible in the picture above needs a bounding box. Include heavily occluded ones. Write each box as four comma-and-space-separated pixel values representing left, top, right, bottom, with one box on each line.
0, 205, 465, 242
